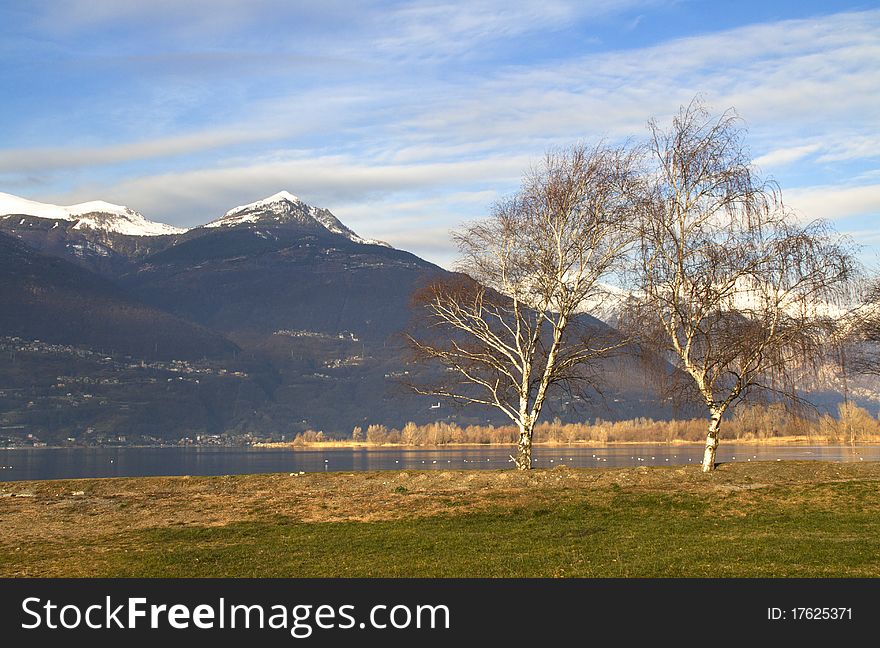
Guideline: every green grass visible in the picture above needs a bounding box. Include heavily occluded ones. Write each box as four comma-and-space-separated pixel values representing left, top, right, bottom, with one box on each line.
6, 477, 879, 577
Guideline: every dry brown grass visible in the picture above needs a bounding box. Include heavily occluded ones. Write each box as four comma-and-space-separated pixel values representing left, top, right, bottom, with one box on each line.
3, 461, 880, 550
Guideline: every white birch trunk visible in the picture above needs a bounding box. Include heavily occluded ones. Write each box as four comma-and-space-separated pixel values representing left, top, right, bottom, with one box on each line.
514, 423, 533, 471
701, 408, 723, 473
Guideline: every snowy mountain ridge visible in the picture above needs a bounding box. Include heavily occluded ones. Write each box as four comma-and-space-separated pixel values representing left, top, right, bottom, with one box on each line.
0, 190, 389, 246
204, 190, 390, 247
0, 191, 185, 236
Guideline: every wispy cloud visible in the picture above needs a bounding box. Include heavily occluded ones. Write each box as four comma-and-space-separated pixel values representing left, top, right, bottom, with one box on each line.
0, 128, 292, 172
785, 183, 880, 223
77, 153, 530, 225
754, 144, 821, 169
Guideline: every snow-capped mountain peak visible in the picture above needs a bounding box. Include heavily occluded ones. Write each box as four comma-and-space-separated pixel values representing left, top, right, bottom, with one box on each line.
204, 190, 390, 247
222, 191, 302, 218
0, 191, 185, 236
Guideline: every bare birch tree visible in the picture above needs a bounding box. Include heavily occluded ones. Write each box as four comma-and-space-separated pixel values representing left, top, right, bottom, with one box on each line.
625, 100, 855, 472
408, 144, 636, 469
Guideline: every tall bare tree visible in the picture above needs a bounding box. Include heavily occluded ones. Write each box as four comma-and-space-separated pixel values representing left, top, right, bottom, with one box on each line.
408, 144, 636, 469
625, 100, 856, 472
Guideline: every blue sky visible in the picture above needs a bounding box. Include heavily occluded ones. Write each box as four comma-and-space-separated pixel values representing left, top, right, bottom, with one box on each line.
1, 0, 878, 268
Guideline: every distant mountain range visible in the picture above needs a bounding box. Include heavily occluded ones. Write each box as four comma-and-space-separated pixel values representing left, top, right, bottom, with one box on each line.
0, 190, 468, 444
0, 189, 858, 446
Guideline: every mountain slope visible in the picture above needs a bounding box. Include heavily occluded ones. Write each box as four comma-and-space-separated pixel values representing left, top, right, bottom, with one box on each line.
0, 232, 236, 361
125, 192, 425, 340
127, 226, 437, 341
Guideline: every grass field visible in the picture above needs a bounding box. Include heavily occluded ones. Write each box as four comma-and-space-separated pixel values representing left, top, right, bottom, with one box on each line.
2, 461, 879, 577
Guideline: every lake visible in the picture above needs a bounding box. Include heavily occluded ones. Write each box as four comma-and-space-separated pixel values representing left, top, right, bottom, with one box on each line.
0, 443, 877, 482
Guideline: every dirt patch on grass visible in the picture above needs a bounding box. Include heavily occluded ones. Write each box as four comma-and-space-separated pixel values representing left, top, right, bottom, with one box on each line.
2, 461, 879, 548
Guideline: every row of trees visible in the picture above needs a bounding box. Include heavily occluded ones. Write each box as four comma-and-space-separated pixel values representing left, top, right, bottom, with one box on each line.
289, 404, 880, 447
408, 98, 863, 472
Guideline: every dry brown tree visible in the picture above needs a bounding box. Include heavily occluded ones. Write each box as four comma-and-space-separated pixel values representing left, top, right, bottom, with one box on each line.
624, 99, 856, 472
408, 144, 637, 470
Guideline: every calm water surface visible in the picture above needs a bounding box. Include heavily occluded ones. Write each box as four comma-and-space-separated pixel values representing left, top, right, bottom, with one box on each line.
0, 444, 877, 482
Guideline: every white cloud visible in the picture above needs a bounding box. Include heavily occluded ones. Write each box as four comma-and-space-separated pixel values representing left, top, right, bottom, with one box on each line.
366, 0, 650, 59
816, 135, 880, 164
784, 184, 880, 222
37, 0, 658, 57
0, 128, 290, 172
63, 153, 529, 224
754, 144, 821, 169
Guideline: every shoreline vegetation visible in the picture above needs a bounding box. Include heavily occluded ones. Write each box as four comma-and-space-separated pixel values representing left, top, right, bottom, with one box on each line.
3, 461, 879, 577
260, 403, 880, 449
256, 435, 880, 449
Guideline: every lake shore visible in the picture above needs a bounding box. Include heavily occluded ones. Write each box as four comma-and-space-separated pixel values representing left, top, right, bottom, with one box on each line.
3, 460, 879, 577
255, 435, 878, 449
